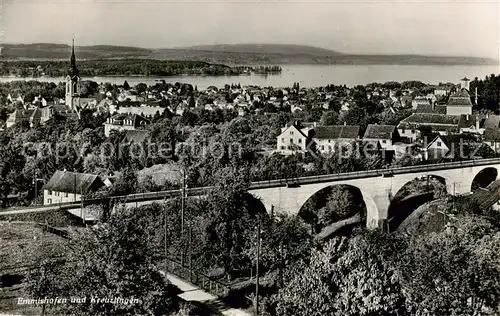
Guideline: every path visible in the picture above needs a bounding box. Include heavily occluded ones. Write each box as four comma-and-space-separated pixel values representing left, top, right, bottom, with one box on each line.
163, 273, 252, 316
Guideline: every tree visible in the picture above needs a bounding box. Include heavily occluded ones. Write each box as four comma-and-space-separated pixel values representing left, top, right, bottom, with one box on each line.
123, 80, 130, 90
273, 231, 407, 316
25, 207, 181, 316
320, 111, 339, 126
317, 186, 355, 226
400, 214, 500, 315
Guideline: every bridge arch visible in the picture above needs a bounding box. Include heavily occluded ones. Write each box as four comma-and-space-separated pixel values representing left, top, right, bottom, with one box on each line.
388, 175, 448, 231
297, 183, 378, 231
470, 167, 498, 191
392, 172, 456, 198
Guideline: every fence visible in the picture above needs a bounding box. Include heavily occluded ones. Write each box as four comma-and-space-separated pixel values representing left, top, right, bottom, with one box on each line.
36, 222, 70, 239
159, 257, 230, 298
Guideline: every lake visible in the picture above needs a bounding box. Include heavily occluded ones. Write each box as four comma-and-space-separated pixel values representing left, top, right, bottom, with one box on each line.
0, 64, 498, 89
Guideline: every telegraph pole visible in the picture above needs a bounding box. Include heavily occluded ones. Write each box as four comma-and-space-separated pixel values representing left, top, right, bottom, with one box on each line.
255, 218, 261, 316
164, 197, 168, 259
180, 169, 186, 266
33, 169, 37, 205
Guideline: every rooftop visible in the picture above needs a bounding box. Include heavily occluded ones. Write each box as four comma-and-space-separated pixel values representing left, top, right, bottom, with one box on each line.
313, 125, 360, 140
363, 124, 396, 139
44, 170, 104, 193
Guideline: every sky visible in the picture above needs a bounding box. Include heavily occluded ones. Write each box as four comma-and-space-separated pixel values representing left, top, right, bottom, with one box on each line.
2, 0, 499, 58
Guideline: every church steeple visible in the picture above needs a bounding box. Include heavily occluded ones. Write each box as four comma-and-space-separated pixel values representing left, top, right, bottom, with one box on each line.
69, 38, 79, 77
66, 38, 80, 111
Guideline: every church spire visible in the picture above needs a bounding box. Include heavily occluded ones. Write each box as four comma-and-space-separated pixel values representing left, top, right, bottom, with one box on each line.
69, 38, 79, 77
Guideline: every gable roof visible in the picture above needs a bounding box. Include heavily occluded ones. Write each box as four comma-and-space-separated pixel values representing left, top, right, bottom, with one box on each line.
313, 125, 360, 140
363, 124, 396, 139
447, 88, 473, 107
44, 171, 104, 193
280, 124, 309, 139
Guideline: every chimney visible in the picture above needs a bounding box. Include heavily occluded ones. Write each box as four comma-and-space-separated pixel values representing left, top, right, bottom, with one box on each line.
476, 115, 480, 130
466, 114, 469, 121
344, 121, 347, 126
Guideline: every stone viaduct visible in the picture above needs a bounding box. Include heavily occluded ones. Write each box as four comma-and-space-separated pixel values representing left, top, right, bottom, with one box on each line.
248, 158, 500, 229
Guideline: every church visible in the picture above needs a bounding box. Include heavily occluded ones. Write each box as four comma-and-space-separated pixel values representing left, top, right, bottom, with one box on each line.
6, 40, 88, 128
446, 77, 474, 116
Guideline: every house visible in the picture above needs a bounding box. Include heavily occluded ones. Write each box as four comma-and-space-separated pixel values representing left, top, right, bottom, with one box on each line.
276, 123, 313, 155
434, 86, 452, 97
458, 114, 486, 135
362, 124, 399, 149
43, 170, 105, 205
115, 102, 164, 117
425, 134, 485, 161
445, 78, 473, 116
411, 96, 431, 110
311, 125, 360, 154
398, 113, 461, 138
5, 108, 37, 128
104, 113, 150, 137
414, 103, 447, 115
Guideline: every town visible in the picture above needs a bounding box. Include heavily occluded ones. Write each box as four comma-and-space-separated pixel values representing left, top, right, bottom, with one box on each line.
1, 42, 500, 315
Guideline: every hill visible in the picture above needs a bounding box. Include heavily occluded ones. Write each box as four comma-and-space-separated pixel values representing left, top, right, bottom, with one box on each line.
0, 43, 152, 60
1, 43, 497, 66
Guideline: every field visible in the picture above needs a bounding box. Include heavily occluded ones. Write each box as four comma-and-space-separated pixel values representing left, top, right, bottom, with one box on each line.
0, 222, 67, 316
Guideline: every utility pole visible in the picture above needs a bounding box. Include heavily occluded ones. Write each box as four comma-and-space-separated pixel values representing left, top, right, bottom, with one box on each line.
180, 169, 186, 266
164, 197, 168, 259
33, 169, 37, 205
453, 182, 456, 211
80, 183, 84, 226
279, 242, 284, 288
188, 224, 192, 281
255, 218, 261, 316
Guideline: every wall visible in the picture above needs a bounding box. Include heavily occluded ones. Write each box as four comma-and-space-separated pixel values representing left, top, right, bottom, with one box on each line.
447, 106, 472, 116
43, 189, 81, 205
104, 123, 136, 137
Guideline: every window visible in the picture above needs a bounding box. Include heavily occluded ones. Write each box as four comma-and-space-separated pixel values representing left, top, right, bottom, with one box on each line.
382, 140, 387, 144
290, 131, 294, 135
281, 146, 285, 150
65, 192, 68, 198
48, 190, 52, 195
290, 139, 294, 143
321, 145, 325, 150
437, 141, 442, 147
328, 139, 331, 143
55, 191, 60, 197
281, 138, 284, 143
411, 129, 415, 133
47, 199, 52, 204
298, 138, 302, 143
401, 128, 405, 134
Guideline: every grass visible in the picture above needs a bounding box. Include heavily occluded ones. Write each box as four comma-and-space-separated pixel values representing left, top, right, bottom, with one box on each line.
0, 222, 67, 316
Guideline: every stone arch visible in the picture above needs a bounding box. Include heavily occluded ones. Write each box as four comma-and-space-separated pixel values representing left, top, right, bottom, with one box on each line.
246, 193, 269, 217
470, 167, 498, 191
392, 173, 456, 198
389, 174, 448, 231
297, 183, 379, 230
